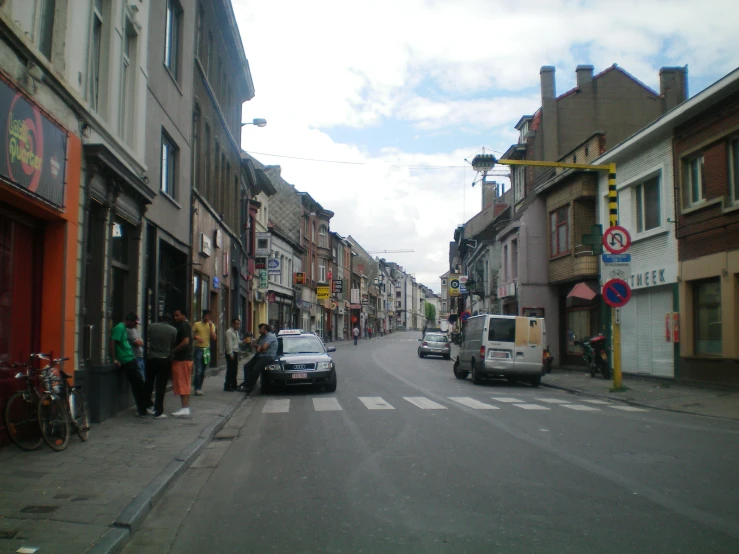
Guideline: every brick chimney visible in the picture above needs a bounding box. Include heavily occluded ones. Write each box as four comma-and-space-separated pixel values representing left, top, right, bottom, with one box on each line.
481, 181, 498, 209
659, 66, 688, 113
576, 65, 594, 90
540, 66, 559, 161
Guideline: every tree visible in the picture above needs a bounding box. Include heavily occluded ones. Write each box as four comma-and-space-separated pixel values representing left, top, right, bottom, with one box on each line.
424, 302, 436, 324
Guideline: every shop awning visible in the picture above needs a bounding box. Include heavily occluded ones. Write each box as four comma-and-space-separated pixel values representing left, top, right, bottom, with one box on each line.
567, 282, 599, 302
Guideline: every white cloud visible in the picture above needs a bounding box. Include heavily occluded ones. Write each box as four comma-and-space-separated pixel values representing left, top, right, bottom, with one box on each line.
232, 0, 739, 290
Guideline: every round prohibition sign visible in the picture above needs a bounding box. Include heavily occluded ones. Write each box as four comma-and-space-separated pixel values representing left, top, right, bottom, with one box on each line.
602, 278, 632, 308
603, 225, 632, 255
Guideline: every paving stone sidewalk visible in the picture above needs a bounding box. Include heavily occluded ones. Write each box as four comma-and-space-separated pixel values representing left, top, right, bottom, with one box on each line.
0, 369, 247, 554
544, 369, 739, 420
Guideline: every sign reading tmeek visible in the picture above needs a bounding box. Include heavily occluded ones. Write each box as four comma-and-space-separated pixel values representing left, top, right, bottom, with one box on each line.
0, 77, 67, 208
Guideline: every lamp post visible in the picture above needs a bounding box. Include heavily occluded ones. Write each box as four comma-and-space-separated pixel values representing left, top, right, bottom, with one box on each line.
471, 153, 623, 390
241, 118, 267, 127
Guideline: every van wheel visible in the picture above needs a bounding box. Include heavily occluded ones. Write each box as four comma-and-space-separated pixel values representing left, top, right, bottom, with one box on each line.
453, 359, 469, 380
472, 361, 483, 385
530, 375, 541, 388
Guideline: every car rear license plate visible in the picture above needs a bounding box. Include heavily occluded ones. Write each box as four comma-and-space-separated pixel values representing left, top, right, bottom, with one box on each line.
492, 352, 508, 358
292, 373, 308, 379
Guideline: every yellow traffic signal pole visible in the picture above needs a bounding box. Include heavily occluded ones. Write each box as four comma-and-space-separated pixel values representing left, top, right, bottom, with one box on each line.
490, 158, 622, 390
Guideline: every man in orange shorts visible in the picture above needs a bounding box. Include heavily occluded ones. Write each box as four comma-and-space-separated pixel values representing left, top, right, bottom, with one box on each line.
171, 309, 194, 417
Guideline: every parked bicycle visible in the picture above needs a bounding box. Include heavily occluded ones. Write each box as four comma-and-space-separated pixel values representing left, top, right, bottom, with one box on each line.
37, 355, 90, 451
3, 355, 46, 451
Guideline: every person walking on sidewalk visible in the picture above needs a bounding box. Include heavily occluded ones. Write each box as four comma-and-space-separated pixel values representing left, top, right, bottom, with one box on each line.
238, 323, 277, 395
126, 318, 145, 380
224, 318, 245, 391
110, 313, 149, 417
368, 326, 372, 340
353, 325, 360, 346
145, 313, 177, 418
192, 310, 217, 396
171, 309, 194, 418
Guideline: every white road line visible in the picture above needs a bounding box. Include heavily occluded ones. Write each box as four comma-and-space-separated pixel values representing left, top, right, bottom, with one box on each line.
262, 399, 290, 413
403, 397, 448, 410
535, 398, 572, 404
358, 397, 395, 410
513, 403, 551, 410
562, 404, 600, 411
609, 405, 648, 412
313, 398, 342, 412
582, 399, 613, 405
490, 397, 525, 403
448, 397, 500, 410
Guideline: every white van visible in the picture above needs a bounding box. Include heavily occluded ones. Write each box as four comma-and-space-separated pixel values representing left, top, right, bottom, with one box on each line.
453, 314, 546, 387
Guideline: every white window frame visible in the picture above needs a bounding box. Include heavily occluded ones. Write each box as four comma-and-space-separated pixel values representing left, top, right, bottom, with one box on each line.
634, 173, 662, 234
684, 155, 705, 208
319, 225, 328, 248
160, 133, 177, 198
514, 165, 525, 203
164, 0, 181, 79
89, 0, 106, 113
319, 258, 326, 283
119, 17, 137, 145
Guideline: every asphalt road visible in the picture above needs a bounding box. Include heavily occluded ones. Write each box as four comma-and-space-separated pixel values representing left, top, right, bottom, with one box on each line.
126, 331, 739, 553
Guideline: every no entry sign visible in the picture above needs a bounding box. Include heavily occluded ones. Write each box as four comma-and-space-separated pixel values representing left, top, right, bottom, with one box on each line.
602, 278, 632, 308
603, 225, 631, 255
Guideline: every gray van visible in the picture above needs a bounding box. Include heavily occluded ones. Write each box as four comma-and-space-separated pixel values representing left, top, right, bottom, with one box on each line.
453, 314, 546, 387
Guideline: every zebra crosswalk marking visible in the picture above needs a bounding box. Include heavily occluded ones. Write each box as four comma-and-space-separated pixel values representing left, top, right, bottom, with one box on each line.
582, 399, 612, 405
403, 397, 447, 410
535, 398, 571, 404
448, 397, 499, 410
609, 406, 648, 412
490, 397, 525, 403
512, 404, 551, 410
359, 397, 395, 410
313, 398, 342, 412
562, 404, 600, 411
262, 399, 290, 413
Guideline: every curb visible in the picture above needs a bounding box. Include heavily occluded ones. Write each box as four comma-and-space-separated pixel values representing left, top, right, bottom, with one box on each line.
85, 391, 248, 554
542, 381, 739, 422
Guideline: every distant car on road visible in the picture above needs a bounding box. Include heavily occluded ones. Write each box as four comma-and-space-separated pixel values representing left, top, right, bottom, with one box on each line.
418, 333, 452, 359
263, 330, 337, 393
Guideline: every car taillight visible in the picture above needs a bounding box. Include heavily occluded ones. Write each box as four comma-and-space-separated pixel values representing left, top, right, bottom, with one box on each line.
422, 342, 428, 347
446, 343, 451, 348
480, 346, 486, 358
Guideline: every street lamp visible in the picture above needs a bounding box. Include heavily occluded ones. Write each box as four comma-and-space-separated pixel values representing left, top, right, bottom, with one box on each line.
241, 118, 267, 128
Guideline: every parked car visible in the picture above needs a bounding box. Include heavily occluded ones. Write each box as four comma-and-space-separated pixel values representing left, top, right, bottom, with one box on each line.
262, 331, 337, 393
453, 314, 546, 387
418, 333, 452, 359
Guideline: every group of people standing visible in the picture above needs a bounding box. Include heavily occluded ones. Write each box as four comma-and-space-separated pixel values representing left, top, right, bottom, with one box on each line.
110, 309, 277, 419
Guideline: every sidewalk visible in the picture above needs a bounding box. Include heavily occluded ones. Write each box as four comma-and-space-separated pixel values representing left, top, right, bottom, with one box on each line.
0, 368, 247, 554
544, 370, 739, 421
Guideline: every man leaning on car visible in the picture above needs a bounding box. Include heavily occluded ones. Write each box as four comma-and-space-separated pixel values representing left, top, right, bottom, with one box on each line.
238, 323, 277, 395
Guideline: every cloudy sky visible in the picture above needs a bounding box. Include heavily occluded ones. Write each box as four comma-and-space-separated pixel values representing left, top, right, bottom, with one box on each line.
233, 0, 738, 292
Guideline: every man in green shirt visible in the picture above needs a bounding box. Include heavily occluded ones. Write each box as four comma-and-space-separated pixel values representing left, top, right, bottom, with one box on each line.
110, 312, 149, 417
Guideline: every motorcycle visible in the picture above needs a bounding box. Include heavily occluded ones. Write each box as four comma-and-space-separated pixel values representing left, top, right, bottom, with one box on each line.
574, 335, 611, 379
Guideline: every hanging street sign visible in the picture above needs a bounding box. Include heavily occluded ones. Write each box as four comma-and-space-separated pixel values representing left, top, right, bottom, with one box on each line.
602, 278, 632, 308
601, 253, 631, 281
317, 286, 330, 300
602, 225, 631, 255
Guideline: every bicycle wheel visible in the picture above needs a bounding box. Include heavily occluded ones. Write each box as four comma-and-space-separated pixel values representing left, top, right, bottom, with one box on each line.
69, 389, 90, 441
4, 392, 43, 451
37, 393, 71, 451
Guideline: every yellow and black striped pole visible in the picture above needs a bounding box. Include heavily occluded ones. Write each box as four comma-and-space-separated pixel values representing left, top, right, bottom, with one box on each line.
608, 163, 623, 389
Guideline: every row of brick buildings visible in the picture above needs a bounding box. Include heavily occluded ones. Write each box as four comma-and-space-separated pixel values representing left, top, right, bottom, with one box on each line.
448, 63, 739, 386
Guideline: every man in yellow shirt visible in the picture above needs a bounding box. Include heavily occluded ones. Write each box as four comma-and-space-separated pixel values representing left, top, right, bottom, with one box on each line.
192, 310, 217, 396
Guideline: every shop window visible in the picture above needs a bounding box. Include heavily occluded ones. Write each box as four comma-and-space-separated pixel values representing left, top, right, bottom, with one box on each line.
730, 137, 739, 204
694, 279, 721, 356
550, 206, 569, 257
511, 239, 518, 279
160, 133, 177, 198
635, 176, 661, 233
683, 155, 705, 208
110, 221, 131, 326
164, 0, 182, 80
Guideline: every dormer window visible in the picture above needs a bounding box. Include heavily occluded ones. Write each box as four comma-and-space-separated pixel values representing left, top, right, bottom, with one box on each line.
519, 121, 529, 143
